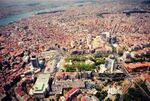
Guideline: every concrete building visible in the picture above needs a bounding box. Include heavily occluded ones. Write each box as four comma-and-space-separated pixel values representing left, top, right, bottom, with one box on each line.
50, 80, 85, 96
31, 73, 51, 98
22, 56, 30, 63
87, 34, 92, 49
108, 86, 121, 96
81, 71, 93, 79
99, 58, 123, 74
55, 72, 80, 80
44, 59, 58, 73
71, 41, 78, 48
123, 51, 131, 60
105, 58, 115, 73
110, 36, 117, 44
81, 95, 99, 101
59, 87, 81, 101
101, 32, 117, 44
38, 59, 45, 69
40, 50, 59, 60
102, 32, 110, 39
31, 55, 39, 68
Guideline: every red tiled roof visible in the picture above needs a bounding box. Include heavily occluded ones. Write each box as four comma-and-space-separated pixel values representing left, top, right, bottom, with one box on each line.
24, 94, 30, 101
15, 87, 24, 97
81, 96, 86, 101
55, 72, 79, 79
142, 74, 150, 83
123, 62, 150, 70
65, 87, 79, 100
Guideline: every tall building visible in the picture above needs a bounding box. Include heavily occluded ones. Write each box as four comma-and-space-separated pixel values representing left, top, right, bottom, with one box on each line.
31, 55, 39, 68
110, 36, 117, 44
87, 34, 92, 49
105, 58, 115, 73
38, 59, 45, 69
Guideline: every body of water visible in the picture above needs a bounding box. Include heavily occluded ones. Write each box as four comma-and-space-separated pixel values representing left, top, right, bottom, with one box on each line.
0, 0, 95, 26
0, 6, 67, 26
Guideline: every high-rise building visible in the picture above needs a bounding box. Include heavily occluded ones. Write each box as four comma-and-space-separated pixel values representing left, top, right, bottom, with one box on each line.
31, 55, 39, 68
110, 36, 117, 44
87, 34, 92, 49
105, 58, 115, 73
38, 59, 45, 69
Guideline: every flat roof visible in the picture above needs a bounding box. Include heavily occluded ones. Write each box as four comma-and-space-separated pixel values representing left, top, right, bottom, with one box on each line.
33, 73, 50, 93
44, 59, 57, 73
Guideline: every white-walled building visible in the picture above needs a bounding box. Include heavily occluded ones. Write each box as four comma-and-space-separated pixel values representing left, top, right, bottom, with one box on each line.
31, 73, 50, 98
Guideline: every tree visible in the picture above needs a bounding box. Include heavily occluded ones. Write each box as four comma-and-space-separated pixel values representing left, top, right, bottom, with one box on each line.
66, 66, 76, 72
123, 87, 149, 101
95, 52, 102, 58
105, 98, 112, 101
77, 63, 95, 71
118, 50, 123, 56
95, 87, 102, 92
95, 58, 105, 65
123, 93, 131, 101
95, 90, 108, 101
111, 45, 116, 53
115, 94, 120, 101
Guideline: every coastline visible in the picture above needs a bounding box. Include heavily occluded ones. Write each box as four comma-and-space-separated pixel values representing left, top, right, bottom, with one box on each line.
0, 6, 68, 26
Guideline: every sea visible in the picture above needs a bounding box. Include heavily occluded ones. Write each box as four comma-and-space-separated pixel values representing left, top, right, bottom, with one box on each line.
0, 0, 96, 26
0, 7, 67, 26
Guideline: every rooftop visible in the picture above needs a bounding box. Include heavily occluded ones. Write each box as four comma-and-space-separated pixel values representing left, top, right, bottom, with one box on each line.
123, 62, 150, 70
65, 87, 79, 100
33, 73, 50, 93
141, 73, 150, 83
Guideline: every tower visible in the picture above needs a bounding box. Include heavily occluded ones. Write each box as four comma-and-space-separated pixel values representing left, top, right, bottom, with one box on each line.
87, 34, 92, 49
31, 55, 39, 68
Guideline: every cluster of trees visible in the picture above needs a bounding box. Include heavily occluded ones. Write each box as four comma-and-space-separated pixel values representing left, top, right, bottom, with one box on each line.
95, 58, 105, 65
144, 54, 150, 59
95, 53, 110, 58
65, 55, 86, 62
65, 55, 98, 72
95, 82, 120, 101
123, 87, 149, 101
65, 63, 96, 72
130, 54, 150, 63
118, 50, 123, 56
78, 63, 96, 71
137, 80, 150, 95
65, 66, 76, 72
65, 54, 106, 72
95, 90, 108, 101
130, 57, 149, 63
111, 45, 117, 53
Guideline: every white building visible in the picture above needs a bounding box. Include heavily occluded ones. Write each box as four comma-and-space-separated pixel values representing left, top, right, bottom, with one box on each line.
108, 87, 121, 95
123, 51, 131, 60
105, 58, 115, 73
31, 73, 50, 98
99, 58, 123, 74
87, 34, 92, 49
